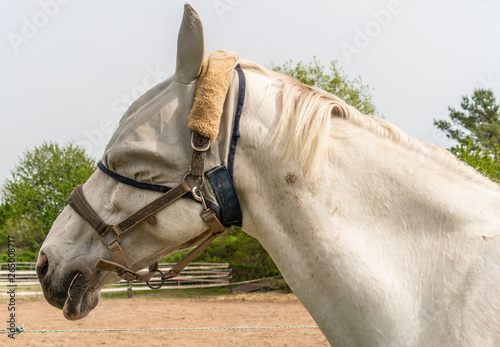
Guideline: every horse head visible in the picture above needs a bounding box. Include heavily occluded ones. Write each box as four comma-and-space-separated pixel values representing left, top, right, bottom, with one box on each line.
36, 4, 242, 320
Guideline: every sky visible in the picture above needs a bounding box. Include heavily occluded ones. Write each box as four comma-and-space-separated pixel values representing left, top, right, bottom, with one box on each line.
1, 0, 500, 187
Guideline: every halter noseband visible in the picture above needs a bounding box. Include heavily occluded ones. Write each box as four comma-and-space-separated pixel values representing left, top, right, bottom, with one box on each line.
67, 132, 227, 287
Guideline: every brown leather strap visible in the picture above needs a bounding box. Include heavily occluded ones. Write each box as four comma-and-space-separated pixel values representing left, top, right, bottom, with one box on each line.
189, 132, 211, 177
107, 241, 132, 269
165, 229, 226, 279
68, 185, 109, 235
114, 181, 191, 234
190, 151, 206, 177
95, 259, 158, 282
162, 209, 225, 279
201, 208, 225, 234
68, 182, 191, 237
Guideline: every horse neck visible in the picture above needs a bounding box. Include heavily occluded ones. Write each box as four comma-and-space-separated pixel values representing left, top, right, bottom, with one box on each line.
234, 72, 500, 344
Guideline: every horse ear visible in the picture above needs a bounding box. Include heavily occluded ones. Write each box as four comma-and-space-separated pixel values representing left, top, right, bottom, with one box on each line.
174, 3, 205, 83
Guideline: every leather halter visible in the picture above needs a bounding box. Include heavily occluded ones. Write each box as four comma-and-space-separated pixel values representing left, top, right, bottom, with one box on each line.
67, 132, 227, 285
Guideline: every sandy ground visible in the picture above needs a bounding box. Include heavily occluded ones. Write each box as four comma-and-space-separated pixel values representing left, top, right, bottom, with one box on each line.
2, 292, 330, 347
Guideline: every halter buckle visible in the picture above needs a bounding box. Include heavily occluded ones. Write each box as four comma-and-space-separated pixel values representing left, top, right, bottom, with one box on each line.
190, 132, 211, 152
118, 268, 138, 281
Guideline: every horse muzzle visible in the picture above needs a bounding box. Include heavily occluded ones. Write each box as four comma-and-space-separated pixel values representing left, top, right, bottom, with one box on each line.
36, 251, 100, 320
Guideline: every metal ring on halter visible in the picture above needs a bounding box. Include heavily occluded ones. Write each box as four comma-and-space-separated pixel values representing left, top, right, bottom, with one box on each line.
184, 172, 205, 189
146, 270, 166, 290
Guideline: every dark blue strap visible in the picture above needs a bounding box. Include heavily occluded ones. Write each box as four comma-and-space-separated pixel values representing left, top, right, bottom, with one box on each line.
205, 166, 242, 227
98, 162, 170, 193
97, 162, 222, 220
227, 64, 246, 179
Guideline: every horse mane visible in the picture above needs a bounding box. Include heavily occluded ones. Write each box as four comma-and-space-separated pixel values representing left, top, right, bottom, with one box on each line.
238, 59, 500, 190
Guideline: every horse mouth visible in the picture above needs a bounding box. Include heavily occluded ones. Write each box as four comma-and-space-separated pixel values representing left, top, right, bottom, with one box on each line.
62, 272, 100, 320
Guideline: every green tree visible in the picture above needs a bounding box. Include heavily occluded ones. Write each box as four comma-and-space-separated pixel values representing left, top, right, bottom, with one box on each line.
450, 137, 500, 183
1, 142, 95, 260
271, 57, 377, 115
434, 88, 500, 159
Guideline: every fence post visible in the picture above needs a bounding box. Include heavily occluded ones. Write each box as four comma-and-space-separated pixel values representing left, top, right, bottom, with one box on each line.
127, 281, 133, 298
229, 264, 233, 293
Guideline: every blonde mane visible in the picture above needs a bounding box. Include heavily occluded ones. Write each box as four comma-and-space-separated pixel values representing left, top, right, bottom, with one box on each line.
238, 59, 499, 190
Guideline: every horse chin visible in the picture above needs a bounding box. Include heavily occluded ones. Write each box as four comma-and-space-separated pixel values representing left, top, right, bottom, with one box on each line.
62, 273, 100, 320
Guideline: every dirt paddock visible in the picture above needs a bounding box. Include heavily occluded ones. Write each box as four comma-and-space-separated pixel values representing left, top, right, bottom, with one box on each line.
2, 292, 330, 346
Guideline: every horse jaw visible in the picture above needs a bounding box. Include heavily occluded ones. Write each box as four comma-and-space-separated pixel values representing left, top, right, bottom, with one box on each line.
175, 3, 204, 83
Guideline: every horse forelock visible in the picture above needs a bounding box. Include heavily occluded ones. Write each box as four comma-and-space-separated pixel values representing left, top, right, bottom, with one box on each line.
238, 59, 499, 189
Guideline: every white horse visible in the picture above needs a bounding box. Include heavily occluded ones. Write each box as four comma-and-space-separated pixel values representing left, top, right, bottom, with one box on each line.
37, 4, 500, 346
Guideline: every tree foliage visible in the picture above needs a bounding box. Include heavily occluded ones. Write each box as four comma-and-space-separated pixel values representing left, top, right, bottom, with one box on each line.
0, 142, 95, 260
271, 57, 377, 115
434, 88, 500, 159
434, 89, 500, 184
450, 137, 500, 183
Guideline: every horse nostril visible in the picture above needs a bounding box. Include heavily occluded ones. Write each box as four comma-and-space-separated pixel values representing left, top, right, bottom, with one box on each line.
36, 253, 49, 279
40, 263, 49, 276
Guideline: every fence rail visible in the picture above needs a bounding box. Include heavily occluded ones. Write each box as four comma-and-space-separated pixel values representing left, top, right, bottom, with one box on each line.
0, 262, 37, 271
0, 262, 232, 296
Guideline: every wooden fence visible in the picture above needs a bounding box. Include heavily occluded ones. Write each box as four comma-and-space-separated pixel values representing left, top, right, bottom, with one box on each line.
0, 262, 232, 296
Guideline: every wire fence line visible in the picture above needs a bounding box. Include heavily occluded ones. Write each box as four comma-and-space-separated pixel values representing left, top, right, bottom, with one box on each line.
2, 324, 319, 336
